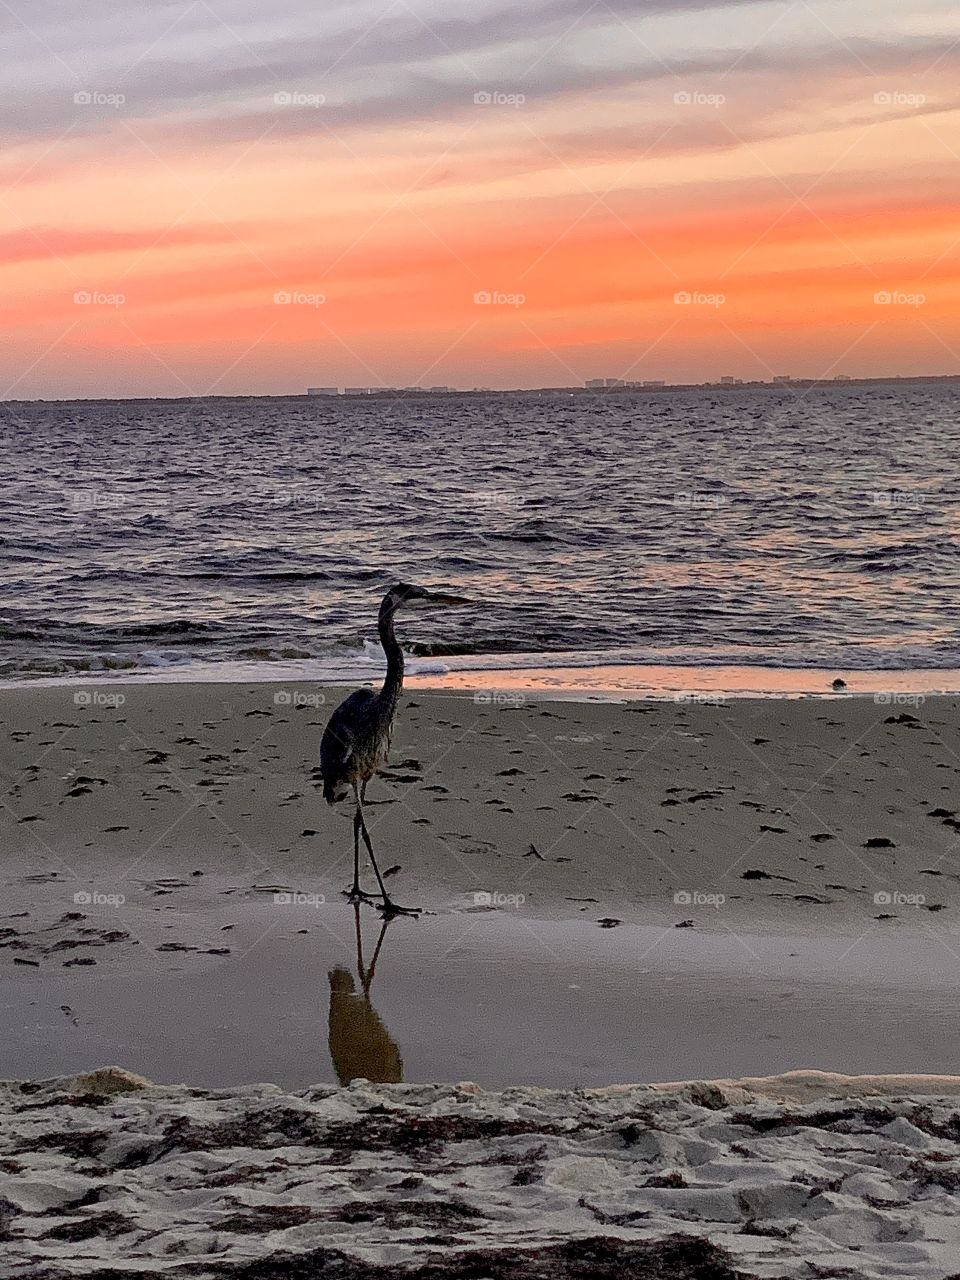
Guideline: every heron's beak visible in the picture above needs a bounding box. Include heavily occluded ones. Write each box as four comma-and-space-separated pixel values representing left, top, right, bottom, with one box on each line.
424, 591, 472, 606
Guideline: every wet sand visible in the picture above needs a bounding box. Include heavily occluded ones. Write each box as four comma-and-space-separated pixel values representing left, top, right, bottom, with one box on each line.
2, 682, 960, 1090
7, 910, 960, 1089
409, 660, 960, 699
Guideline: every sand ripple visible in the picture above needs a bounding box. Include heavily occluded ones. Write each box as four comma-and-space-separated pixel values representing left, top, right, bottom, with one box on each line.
4, 1068, 960, 1278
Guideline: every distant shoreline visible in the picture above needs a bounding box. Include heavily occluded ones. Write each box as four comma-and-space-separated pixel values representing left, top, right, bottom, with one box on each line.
5, 372, 960, 404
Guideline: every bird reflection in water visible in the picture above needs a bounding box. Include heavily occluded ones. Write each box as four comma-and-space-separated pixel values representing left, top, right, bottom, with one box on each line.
328, 903, 402, 1084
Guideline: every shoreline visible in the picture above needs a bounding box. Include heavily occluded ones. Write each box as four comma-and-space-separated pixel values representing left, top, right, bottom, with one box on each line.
7, 372, 960, 403
2, 659, 958, 701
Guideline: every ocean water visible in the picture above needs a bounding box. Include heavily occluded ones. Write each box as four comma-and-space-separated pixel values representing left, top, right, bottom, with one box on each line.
1, 385, 959, 683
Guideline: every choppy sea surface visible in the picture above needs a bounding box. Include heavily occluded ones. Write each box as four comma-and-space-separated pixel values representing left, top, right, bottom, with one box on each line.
1, 386, 959, 686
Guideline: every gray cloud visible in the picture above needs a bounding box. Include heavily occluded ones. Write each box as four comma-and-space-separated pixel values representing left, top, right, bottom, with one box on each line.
0, 0, 774, 133
1, 0, 957, 159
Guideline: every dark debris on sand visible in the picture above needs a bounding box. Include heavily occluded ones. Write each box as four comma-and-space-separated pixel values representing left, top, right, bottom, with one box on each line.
7, 1074, 960, 1280
13, 1235, 749, 1280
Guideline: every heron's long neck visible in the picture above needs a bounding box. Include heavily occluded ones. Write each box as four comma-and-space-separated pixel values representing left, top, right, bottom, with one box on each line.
377, 606, 404, 720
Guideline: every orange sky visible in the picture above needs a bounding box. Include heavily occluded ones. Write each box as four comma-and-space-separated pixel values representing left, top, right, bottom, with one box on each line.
2, 0, 960, 396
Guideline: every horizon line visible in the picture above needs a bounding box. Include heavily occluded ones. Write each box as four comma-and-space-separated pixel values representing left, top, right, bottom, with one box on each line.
5, 371, 960, 405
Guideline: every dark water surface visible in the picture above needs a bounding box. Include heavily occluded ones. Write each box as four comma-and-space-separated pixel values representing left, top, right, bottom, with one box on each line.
2, 386, 959, 679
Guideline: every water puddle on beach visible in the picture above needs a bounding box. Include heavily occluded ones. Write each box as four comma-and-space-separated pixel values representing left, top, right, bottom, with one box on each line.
3, 898, 960, 1088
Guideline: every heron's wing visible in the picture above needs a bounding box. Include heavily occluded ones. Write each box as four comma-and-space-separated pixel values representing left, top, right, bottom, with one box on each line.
320, 688, 377, 780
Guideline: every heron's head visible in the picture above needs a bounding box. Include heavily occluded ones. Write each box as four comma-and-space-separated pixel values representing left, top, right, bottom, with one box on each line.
380, 582, 471, 618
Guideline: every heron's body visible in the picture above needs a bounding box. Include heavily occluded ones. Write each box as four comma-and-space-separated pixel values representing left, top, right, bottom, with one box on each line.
319, 583, 467, 915
320, 688, 388, 800
319, 591, 403, 804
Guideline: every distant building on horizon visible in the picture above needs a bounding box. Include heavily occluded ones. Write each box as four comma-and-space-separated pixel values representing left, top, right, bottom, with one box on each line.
772, 375, 793, 384
720, 376, 743, 386
307, 386, 339, 395
643, 380, 665, 387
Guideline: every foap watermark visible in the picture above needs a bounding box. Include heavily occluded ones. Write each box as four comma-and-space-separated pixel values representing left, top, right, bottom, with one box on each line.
874, 90, 926, 108
74, 889, 125, 907
274, 289, 325, 307
874, 290, 925, 308
74, 90, 125, 108
871, 491, 925, 508
674, 492, 726, 508
674, 290, 725, 307
474, 489, 524, 509
472, 890, 525, 908
473, 690, 527, 708
474, 90, 525, 107
474, 290, 525, 308
673, 692, 729, 707
674, 889, 725, 908
74, 290, 125, 308
271, 488, 322, 511
274, 689, 326, 708
74, 690, 126, 708
273, 891, 326, 908
874, 890, 925, 907
68, 488, 127, 511
274, 91, 325, 107
874, 692, 926, 708
674, 90, 726, 107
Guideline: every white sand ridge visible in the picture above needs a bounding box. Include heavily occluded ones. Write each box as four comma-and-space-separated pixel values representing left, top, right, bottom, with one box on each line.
4, 1068, 960, 1278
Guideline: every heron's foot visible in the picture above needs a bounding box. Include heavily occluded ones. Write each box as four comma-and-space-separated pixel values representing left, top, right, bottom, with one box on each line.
378, 897, 421, 919
342, 885, 378, 904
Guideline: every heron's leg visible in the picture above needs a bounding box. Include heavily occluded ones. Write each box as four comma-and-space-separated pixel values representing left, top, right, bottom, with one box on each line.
362, 918, 390, 996
343, 786, 376, 903
356, 789, 420, 918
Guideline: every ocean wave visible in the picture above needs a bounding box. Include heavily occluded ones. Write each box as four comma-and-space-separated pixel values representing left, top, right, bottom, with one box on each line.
5, 638, 960, 687
815, 539, 957, 572
481, 519, 568, 544
167, 569, 337, 582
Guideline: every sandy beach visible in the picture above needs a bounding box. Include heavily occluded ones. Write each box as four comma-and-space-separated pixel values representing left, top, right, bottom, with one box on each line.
3, 683, 960, 1085
6, 1065, 960, 1278
2, 680, 959, 952
5, 681, 960, 1273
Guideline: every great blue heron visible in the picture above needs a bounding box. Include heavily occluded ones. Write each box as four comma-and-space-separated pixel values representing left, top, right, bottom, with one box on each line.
320, 582, 469, 916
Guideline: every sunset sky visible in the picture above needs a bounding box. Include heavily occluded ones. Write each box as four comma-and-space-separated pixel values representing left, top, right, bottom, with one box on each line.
3, 0, 960, 397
